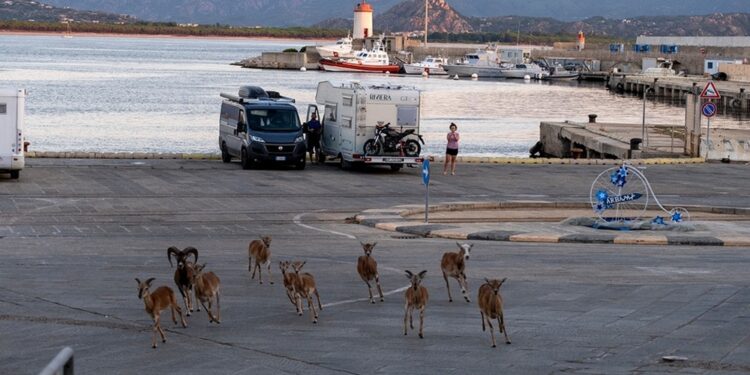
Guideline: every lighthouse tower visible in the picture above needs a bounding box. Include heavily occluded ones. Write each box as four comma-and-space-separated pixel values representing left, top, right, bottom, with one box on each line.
353, 1, 373, 39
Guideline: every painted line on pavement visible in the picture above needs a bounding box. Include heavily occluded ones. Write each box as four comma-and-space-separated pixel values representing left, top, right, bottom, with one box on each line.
322, 285, 410, 309
293, 212, 357, 240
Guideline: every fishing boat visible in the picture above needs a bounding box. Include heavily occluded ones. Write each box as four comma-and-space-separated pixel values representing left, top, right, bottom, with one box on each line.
319, 39, 400, 74
403, 56, 449, 75
316, 34, 354, 59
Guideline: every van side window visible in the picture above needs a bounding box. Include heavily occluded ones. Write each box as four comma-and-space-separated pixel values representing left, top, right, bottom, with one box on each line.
0, 103, 6, 114
238, 110, 246, 132
342, 96, 353, 107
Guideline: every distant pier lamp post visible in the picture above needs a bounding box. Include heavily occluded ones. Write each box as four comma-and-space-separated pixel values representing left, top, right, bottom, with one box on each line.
642, 77, 658, 148
424, 0, 429, 47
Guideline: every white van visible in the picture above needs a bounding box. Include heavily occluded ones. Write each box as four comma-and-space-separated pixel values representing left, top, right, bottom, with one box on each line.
308, 81, 425, 171
0, 88, 25, 179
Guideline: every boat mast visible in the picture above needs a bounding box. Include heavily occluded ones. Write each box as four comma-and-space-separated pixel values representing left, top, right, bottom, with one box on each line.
424, 0, 428, 47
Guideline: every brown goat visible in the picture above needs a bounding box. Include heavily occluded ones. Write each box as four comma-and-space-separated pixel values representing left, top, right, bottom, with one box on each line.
135, 277, 187, 348
248, 236, 273, 285
192, 263, 221, 324
404, 270, 429, 339
291, 261, 322, 324
167, 246, 198, 315
357, 242, 384, 304
477, 278, 511, 347
279, 260, 300, 312
440, 242, 472, 303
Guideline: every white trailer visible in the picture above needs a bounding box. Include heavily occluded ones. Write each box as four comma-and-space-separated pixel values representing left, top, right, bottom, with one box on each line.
308, 81, 425, 171
0, 88, 25, 179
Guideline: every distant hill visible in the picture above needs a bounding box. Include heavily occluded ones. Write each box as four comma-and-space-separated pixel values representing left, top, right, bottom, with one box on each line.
41, 0, 750, 27
0, 0, 133, 23
470, 13, 750, 38
376, 0, 471, 33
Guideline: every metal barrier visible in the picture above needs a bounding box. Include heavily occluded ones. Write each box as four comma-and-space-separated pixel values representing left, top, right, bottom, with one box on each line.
38, 347, 74, 375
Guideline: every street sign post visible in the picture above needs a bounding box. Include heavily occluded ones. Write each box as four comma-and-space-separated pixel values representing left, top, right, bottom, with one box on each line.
422, 158, 430, 223
701, 102, 717, 156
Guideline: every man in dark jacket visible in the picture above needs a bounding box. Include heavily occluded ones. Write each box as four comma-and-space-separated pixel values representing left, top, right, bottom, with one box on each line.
305, 113, 322, 163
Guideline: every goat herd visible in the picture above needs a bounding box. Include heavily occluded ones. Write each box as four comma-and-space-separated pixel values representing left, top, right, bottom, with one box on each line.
135, 237, 511, 349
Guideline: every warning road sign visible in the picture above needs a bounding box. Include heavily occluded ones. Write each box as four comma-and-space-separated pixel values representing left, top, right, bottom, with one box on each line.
700, 81, 721, 99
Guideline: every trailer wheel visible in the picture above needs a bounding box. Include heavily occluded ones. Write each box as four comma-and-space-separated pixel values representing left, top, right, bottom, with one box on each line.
390, 164, 402, 172
241, 148, 252, 170
9, 170, 19, 179
221, 143, 232, 163
404, 140, 421, 157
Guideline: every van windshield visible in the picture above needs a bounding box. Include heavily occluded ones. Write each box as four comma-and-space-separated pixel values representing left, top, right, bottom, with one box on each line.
246, 108, 301, 132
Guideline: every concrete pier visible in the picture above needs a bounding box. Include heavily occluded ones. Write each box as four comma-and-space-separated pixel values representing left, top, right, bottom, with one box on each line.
539, 121, 686, 159
607, 74, 750, 111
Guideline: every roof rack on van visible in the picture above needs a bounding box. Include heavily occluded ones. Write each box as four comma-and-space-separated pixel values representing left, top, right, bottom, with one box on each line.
220, 85, 295, 104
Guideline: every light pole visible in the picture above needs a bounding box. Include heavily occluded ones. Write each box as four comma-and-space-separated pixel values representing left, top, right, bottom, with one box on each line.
424, 0, 428, 47
641, 77, 658, 148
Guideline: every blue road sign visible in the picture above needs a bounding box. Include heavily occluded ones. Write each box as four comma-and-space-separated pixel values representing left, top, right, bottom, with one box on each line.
422, 159, 430, 185
702, 102, 717, 118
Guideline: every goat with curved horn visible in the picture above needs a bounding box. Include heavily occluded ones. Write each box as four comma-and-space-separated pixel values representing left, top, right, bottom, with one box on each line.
167, 246, 200, 316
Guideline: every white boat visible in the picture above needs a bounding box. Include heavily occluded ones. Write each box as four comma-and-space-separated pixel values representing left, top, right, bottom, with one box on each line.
502, 63, 550, 79
403, 56, 449, 75
316, 35, 354, 59
442, 47, 504, 78
546, 64, 580, 80
319, 39, 400, 74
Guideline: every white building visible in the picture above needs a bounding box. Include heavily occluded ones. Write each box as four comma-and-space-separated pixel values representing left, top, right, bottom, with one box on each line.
704, 59, 744, 75
636, 36, 750, 48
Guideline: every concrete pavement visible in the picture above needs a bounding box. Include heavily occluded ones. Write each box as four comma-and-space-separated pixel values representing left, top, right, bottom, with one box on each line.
1, 159, 749, 374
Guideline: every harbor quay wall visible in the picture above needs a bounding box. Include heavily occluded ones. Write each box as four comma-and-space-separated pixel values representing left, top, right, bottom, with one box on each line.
532, 45, 750, 75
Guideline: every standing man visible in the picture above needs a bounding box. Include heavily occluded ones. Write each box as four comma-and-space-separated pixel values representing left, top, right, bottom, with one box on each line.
306, 112, 322, 163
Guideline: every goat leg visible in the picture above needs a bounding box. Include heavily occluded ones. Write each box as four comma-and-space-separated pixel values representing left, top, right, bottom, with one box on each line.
375, 274, 384, 302
500, 314, 510, 344
443, 272, 453, 302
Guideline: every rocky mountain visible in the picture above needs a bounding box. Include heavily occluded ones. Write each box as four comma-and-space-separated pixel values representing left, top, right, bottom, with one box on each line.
41, 0, 750, 26
0, 0, 134, 23
376, 0, 471, 33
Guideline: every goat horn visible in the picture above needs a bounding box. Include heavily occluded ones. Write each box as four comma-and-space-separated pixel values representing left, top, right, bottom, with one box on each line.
145, 277, 155, 285
184, 247, 199, 263
167, 246, 180, 267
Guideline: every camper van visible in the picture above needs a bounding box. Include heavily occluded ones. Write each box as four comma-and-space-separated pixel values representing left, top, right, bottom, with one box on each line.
308, 81, 425, 171
0, 88, 25, 179
218, 86, 307, 170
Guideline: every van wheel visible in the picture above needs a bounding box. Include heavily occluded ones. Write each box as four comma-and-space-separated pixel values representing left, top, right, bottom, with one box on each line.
241, 148, 252, 170
340, 156, 352, 170
9, 170, 19, 179
221, 143, 231, 163
390, 164, 402, 172
295, 157, 306, 170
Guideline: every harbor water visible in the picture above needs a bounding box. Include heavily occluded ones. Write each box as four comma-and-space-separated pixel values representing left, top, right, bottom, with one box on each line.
0, 34, 746, 157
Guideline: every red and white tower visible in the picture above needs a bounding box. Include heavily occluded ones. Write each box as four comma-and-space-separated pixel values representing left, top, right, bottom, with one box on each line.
353, 1, 373, 39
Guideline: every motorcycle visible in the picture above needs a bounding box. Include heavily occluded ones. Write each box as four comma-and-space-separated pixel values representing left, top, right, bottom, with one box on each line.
363, 122, 425, 157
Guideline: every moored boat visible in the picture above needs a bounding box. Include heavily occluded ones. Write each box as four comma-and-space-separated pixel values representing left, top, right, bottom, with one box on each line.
403, 56, 449, 75
502, 63, 550, 79
316, 35, 354, 59
319, 39, 400, 74
443, 47, 504, 78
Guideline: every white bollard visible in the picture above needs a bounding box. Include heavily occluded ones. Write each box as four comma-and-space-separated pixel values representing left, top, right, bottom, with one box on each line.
471, 73, 479, 79
300, 67, 307, 72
